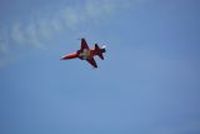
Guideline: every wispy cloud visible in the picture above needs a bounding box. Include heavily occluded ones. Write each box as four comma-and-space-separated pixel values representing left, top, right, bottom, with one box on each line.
11, 23, 28, 45
0, 0, 137, 67
9, 0, 130, 47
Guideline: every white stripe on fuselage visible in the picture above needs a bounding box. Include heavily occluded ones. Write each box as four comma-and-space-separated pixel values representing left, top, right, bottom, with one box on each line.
79, 49, 90, 60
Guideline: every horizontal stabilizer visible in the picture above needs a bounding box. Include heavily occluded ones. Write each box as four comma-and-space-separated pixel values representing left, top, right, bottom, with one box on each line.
95, 44, 105, 60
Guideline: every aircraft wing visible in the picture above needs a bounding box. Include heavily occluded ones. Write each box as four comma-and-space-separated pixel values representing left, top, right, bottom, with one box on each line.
81, 38, 89, 50
87, 58, 98, 68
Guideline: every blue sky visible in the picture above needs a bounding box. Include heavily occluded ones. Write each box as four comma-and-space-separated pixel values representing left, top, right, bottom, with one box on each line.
0, 0, 200, 134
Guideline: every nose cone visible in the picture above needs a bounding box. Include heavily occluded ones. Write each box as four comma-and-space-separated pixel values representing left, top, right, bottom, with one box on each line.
60, 53, 78, 60
60, 55, 71, 60
60, 55, 68, 60
60, 56, 65, 60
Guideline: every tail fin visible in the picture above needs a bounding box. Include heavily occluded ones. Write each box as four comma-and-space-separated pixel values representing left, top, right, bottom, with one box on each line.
95, 44, 106, 60
95, 44, 99, 49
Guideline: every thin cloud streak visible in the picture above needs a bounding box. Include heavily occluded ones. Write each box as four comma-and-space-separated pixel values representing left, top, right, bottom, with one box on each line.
10, 0, 132, 48
0, 0, 136, 67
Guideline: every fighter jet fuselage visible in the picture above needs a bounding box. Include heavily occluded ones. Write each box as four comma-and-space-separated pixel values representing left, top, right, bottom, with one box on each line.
61, 38, 106, 68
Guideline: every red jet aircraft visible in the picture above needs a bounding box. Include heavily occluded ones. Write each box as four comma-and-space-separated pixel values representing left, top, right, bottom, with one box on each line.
61, 38, 106, 68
